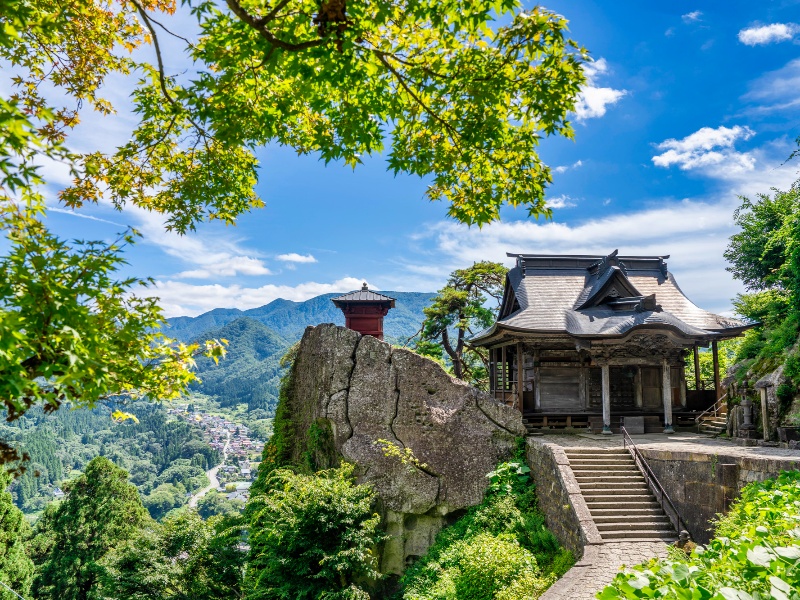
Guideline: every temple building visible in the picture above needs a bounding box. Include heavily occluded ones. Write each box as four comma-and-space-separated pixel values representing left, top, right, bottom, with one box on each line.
472, 251, 753, 434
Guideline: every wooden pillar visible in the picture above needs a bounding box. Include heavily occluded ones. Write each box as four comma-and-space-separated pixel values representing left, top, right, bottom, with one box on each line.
679, 367, 687, 408
489, 348, 495, 396
601, 364, 612, 435
662, 358, 674, 434
634, 367, 643, 408
712, 340, 721, 400
533, 347, 541, 410
693, 344, 701, 390
760, 387, 770, 441
501, 345, 507, 404
516, 342, 524, 413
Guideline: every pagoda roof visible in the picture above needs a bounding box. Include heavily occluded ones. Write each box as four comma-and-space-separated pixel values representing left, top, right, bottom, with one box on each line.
332, 284, 396, 307
472, 250, 753, 345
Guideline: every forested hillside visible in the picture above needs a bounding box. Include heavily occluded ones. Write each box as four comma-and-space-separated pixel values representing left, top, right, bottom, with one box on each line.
189, 318, 291, 415
1, 404, 218, 518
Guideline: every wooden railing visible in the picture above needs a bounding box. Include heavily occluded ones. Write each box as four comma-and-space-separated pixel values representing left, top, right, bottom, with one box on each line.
621, 425, 688, 537
694, 393, 728, 424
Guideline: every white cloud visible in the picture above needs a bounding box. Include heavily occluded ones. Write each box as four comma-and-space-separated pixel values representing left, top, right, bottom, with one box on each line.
151, 277, 366, 317
574, 59, 627, 121
403, 140, 799, 315
742, 58, 800, 114
546, 195, 576, 209
652, 125, 756, 175
553, 160, 584, 174
48, 207, 126, 227
410, 200, 741, 313
738, 23, 799, 46
130, 208, 272, 279
665, 27, 675, 37
682, 11, 703, 24
276, 253, 318, 263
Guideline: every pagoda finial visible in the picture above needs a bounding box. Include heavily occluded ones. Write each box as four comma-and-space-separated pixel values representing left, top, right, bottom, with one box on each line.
362, 282, 368, 291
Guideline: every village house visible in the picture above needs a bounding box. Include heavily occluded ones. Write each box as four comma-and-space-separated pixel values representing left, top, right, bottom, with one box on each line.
472, 251, 753, 434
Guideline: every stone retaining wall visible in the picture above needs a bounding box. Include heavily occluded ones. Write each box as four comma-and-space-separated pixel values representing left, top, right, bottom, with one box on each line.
639, 448, 800, 543
525, 439, 601, 558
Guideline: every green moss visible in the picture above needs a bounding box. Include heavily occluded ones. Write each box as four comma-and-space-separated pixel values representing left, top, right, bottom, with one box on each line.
302, 418, 338, 473
252, 344, 342, 499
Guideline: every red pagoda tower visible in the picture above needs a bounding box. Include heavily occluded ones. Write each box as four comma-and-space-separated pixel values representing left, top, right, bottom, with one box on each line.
332, 284, 395, 340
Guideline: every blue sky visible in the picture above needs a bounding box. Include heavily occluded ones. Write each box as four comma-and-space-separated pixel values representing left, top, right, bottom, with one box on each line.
33, 1, 800, 317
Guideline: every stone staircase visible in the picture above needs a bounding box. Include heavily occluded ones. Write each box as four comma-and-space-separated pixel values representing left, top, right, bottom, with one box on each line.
698, 410, 727, 435
565, 448, 678, 542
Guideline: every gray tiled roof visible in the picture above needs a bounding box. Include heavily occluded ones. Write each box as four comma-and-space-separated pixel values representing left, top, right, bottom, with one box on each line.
473, 251, 751, 344
332, 284, 396, 306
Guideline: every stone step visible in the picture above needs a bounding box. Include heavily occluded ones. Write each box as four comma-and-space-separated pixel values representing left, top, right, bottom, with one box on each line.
589, 507, 664, 517
595, 520, 672, 531
583, 492, 653, 502
568, 459, 637, 466
564, 450, 629, 456
581, 488, 651, 496
577, 481, 649, 490
601, 529, 678, 541
570, 464, 640, 472
592, 513, 670, 524
585, 500, 662, 509
701, 426, 725, 434
572, 470, 644, 483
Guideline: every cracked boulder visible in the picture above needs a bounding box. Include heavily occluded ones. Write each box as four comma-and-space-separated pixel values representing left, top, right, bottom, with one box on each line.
287, 323, 526, 573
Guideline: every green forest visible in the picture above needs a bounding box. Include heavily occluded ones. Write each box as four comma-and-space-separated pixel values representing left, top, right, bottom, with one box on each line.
0, 404, 218, 520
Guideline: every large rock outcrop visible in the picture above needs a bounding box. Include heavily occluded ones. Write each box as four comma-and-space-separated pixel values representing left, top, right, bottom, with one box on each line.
285, 324, 526, 573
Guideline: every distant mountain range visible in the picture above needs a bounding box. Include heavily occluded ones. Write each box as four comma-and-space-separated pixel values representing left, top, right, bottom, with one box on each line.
164, 291, 434, 344
167, 292, 435, 416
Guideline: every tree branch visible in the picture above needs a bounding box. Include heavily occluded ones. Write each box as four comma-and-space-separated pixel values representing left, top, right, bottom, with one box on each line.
131, 0, 173, 105
225, 0, 328, 51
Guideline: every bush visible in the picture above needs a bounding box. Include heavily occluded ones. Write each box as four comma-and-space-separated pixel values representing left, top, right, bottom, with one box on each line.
597, 470, 800, 599
400, 461, 571, 599
245, 463, 383, 600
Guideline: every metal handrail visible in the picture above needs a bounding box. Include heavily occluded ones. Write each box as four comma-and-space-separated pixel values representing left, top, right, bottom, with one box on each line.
621, 425, 688, 537
695, 393, 728, 424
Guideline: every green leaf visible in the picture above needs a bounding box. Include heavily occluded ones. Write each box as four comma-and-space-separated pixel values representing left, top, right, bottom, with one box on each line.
747, 546, 774, 567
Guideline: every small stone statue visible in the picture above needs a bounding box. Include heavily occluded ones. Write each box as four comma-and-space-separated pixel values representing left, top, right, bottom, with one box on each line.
673, 530, 696, 555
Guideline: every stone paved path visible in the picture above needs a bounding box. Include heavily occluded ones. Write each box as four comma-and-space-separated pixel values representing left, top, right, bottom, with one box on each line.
542, 541, 670, 600
535, 431, 800, 461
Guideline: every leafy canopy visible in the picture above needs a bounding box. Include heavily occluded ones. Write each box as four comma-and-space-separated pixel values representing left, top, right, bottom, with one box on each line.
0, 472, 34, 599
725, 180, 800, 394
400, 459, 572, 599
103, 510, 246, 600
0, 3, 227, 446
4, 0, 587, 231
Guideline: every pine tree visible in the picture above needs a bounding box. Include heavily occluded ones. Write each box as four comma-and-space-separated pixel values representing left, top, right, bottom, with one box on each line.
30, 456, 149, 600
0, 472, 34, 599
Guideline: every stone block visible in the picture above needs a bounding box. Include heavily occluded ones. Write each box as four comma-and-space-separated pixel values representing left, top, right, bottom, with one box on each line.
623, 416, 645, 434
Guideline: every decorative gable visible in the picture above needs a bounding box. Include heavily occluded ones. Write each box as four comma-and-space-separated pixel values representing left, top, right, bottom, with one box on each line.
498, 281, 521, 319
577, 267, 643, 310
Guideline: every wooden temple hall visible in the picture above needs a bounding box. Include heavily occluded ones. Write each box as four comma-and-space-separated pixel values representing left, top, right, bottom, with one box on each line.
472, 251, 754, 434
